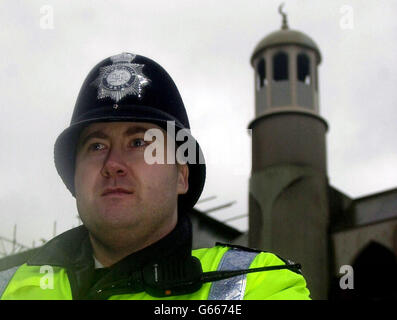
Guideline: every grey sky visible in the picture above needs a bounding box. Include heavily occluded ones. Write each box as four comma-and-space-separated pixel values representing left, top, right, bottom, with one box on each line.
0, 0, 396, 249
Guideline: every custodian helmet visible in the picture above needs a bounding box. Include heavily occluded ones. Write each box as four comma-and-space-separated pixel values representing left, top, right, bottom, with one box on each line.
54, 52, 206, 212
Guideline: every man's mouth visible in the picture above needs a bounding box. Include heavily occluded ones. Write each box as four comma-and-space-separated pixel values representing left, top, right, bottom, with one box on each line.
102, 188, 133, 196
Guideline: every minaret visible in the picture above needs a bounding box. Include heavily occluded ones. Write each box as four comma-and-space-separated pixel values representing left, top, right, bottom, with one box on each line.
248, 5, 330, 299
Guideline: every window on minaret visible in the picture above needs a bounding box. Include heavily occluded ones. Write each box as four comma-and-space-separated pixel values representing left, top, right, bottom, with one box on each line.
297, 53, 311, 85
273, 52, 288, 81
257, 58, 266, 89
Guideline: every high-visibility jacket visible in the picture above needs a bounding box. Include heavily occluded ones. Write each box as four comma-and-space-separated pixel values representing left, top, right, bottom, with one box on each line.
0, 244, 310, 300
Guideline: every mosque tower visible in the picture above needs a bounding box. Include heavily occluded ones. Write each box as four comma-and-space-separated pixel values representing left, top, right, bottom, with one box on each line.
248, 5, 330, 299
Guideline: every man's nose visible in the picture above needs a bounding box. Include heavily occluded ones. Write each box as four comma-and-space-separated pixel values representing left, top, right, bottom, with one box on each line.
100, 148, 128, 178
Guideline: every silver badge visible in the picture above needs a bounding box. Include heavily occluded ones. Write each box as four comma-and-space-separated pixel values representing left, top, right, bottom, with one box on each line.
92, 52, 150, 103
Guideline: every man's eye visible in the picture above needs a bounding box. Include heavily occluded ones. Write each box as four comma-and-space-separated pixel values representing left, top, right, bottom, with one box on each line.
131, 138, 147, 148
89, 143, 106, 151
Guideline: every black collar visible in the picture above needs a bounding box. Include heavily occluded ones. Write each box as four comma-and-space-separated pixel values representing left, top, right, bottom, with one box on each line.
27, 225, 92, 268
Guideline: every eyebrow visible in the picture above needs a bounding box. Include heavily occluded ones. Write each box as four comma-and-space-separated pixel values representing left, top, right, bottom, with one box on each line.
78, 125, 152, 149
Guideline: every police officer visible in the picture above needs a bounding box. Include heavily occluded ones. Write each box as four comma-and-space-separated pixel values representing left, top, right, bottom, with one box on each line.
0, 53, 310, 300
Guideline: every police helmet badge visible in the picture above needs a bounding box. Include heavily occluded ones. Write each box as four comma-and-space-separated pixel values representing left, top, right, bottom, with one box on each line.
92, 52, 150, 105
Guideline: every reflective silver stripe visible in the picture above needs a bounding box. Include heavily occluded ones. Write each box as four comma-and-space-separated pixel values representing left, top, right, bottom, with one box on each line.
208, 249, 258, 300
0, 266, 19, 298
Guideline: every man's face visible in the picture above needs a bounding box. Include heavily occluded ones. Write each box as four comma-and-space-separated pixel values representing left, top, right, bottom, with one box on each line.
74, 121, 189, 246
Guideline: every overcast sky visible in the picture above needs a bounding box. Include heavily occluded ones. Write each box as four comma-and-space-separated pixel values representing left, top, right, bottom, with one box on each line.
0, 0, 396, 250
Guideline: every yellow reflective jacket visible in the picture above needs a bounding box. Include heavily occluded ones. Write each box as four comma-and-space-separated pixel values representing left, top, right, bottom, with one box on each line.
0, 227, 310, 300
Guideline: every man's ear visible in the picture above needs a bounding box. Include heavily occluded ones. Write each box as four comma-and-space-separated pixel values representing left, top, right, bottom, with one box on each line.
176, 164, 189, 195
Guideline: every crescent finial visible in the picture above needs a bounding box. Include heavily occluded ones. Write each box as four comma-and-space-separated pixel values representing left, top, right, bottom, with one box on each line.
278, 3, 289, 29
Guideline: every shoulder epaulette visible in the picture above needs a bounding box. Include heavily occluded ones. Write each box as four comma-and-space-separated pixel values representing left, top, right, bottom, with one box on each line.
215, 242, 303, 275
215, 242, 266, 253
